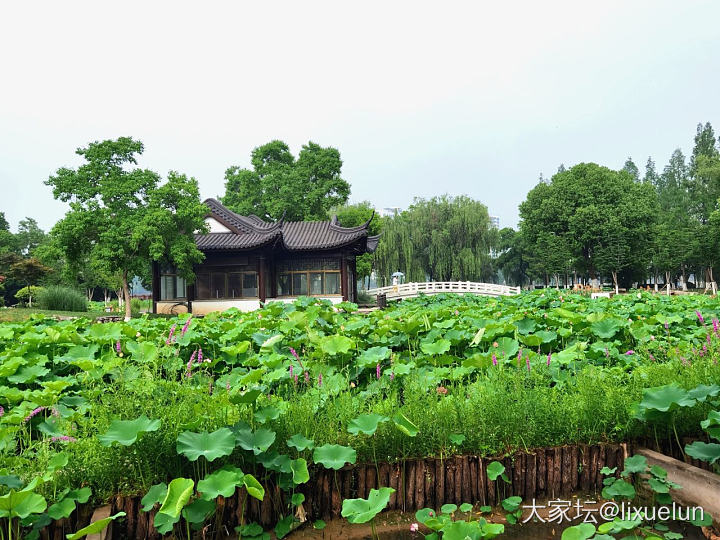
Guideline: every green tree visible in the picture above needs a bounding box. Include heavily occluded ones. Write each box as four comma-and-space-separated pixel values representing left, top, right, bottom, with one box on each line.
330, 201, 385, 289
643, 157, 659, 185
0, 212, 16, 255
222, 140, 351, 221
519, 163, 657, 288
46, 137, 208, 320
622, 157, 640, 181
8, 258, 52, 306
15, 218, 47, 256
374, 195, 497, 284
495, 227, 529, 287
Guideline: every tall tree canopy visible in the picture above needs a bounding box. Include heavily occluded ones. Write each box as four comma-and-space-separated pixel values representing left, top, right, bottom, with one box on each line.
46, 137, 208, 319
221, 140, 351, 221
375, 195, 497, 284
330, 201, 385, 287
519, 163, 657, 288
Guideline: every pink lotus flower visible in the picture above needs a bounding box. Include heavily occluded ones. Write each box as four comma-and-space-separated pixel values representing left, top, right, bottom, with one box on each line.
625, 350, 634, 355
410, 523, 419, 532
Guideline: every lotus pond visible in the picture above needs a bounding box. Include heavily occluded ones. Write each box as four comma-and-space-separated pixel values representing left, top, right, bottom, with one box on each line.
1, 290, 719, 539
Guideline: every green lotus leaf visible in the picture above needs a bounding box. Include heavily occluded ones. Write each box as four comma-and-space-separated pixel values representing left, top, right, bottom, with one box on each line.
420, 338, 451, 356
8, 364, 50, 384
685, 441, 720, 464
291, 493, 305, 505
347, 413, 389, 436
274, 514, 296, 539
253, 406, 281, 424
623, 455, 648, 474
313, 444, 357, 470
701, 410, 720, 440
158, 477, 194, 518
515, 318, 536, 334
98, 415, 161, 447
392, 412, 419, 437
448, 433, 465, 445
242, 474, 265, 501
197, 468, 244, 500
501, 496, 522, 512
341, 487, 394, 523
48, 498, 77, 520
689, 384, 720, 403
65, 512, 125, 540
176, 428, 235, 461
229, 388, 263, 405
494, 337, 519, 359
290, 458, 310, 484
357, 346, 391, 368
459, 502, 473, 513
0, 490, 47, 519
286, 434, 314, 451
639, 385, 696, 413
153, 511, 178, 535
235, 428, 276, 455
415, 508, 436, 524
535, 330, 557, 343
601, 479, 635, 500
560, 523, 596, 540
486, 461, 506, 481
441, 503, 458, 514
140, 483, 167, 511
0, 476, 23, 490
181, 498, 216, 524
520, 334, 543, 347
320, 334, 354, 356
440, 520, 482, 540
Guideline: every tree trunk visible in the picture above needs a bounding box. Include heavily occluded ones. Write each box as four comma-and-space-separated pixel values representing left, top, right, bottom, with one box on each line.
665, 271, 671, 296
122, 272, 132, 321
554, 273, 559, 290
86, 288, 95, 302
612, 271, 619, 295
654, 272, 658, 292
104, 289, 111, 304
680, 264, 687, 291
709, 266, 717, 295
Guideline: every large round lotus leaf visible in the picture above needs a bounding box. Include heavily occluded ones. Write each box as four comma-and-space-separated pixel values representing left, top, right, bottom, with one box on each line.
561, 523, 596, 540
535, 330, 557, 343
340, 487, 394, 523
153, 511, 178, 535
590, 318, 623, 339
392, 412, 419, 437
436, 520, 481, 540
685, 441, 720, 464
197, 468, 244, 500
639, 385, 696, 413
176, 428, 236, 462
253, 406, 281, 424
65, 512, 125, 540
347, 414, 389, 436
420, 339, 451, 356
290, 458, 309, 484
181, 498, 216, 524
313, 444, 357, 470
688, 384, 720, 403
158, 477, 194, 519
514, 318, 536, 335
0, 490, 47, 519
286, 434, 314, 451
235, 428, 276, 455
520, 334, 543, 347
98, 415, 161, 447
320, 335, 354, 355
357, 346, 391, 368
48, 498, 77, 520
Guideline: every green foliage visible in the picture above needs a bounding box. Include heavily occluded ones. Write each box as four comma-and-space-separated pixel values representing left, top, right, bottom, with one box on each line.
45, 137, 208, 319
374, 195, 497, 284
221, 140, 350, 221
340, 487, 393, 524
98, 415, 161, 446
14, 286, 44, 305
37, 286, 88, 312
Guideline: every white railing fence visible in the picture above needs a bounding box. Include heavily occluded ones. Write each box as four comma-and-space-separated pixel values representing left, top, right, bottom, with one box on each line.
366, 281, 520, 299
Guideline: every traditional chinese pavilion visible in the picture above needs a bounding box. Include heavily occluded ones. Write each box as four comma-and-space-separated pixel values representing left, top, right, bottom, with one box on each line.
152, 198, 379, 315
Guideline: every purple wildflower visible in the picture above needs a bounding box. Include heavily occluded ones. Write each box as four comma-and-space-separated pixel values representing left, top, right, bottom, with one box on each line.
166, 324, 177, 345
517, 349, 523, 365
290, 347, 298, 360
649, 353, 655, 362
289, 364, 294, 378
50, 436, 77, 443
294, 374, 298, 384
51, 407, 59, 417
318, 373, 323, 387
526, 355, 531, 372
376, 363, 381, 379
665, 321, 670, 331
186, 350, 196, 378
547, 353, 551, 366
0, 406, 4, 417
696, 311, 705, 325
226, 381, 230, 391
23, 406, 46, 423
304, 371, 310, 384
713, 318, 719, 335
181, 317, 192, 336
390, 372, 395, 381
605, 347, 609, 359
492, 353, 498, 366
625, 350, 634, 355
197, 348, 203, 364
707, 334, 712, 345
115, 340, 121, 354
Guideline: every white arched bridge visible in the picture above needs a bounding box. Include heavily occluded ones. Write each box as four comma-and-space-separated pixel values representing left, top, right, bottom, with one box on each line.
366, 281, 521, 301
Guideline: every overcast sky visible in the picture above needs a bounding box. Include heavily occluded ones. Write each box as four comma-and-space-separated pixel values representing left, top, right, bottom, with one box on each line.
1, 1, 719, 232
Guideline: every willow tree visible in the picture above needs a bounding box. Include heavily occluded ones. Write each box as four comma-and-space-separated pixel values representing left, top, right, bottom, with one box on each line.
374, 195, 497, 285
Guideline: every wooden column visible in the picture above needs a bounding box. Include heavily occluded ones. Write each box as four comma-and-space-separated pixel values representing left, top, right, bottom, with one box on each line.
350, 257, 358, 303
269, 257, 277, 299
186, 282, 194, 314
151, 261, 160, 314
257, 256, 266, 304
340, 257, 349, 301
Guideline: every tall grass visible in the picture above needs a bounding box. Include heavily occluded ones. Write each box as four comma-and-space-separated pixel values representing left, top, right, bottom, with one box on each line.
36, 285, 88, 312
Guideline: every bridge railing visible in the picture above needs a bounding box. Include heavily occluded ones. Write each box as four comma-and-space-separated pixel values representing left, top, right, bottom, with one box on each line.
366, 281, 520, 298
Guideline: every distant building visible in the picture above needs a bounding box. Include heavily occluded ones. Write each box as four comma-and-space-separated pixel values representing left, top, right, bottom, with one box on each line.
377, 207, 402, 218
490, 215, 500, 229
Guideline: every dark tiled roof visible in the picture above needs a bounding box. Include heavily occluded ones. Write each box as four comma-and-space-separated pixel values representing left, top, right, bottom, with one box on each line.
197, 199, 378, 253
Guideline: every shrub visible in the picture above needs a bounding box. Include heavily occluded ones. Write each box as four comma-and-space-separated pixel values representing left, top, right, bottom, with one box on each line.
37, 286, 88, 312
15, 286, 45, 306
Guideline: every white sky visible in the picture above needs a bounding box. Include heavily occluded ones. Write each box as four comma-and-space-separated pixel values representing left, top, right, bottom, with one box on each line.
1, 1, 719, 231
